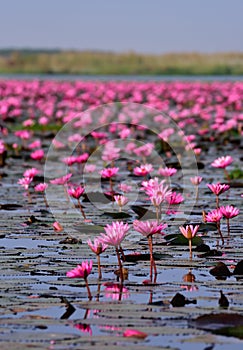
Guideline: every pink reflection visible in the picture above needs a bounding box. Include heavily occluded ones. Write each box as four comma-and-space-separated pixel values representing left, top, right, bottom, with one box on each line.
103, 283, 130, 300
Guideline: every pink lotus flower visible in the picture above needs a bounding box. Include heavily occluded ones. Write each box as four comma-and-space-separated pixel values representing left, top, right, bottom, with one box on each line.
206, 208, 224, 244
158, 167, 177, 177
119, 183, 132, 193
220, 205, 240, 219
167, 192, 184, 205
207, 183, 230, 207
67, 185, 87, 219
53, 221, 63, 232
85, 164, 96, 173
179, 225, 199, 240
193, 148, 202, 155
100, 221, 130, 282
141, 177, 171, 199
66, 260, 92, 279
23, 119, 34, 127
18, 177, 32, 190
39, 116, 49, 125
211, 156, 233, 168
206, 208, 223, 223
207, 183, 230, 195
125, 142, 137, 154
23, 167, 40, 178
133, 220, 166, 280
34, 183, 48, 192
114, 195, 129, 211
133, 164, 153, 176
100, 167, 119, 179
0, 140, 6, 154
76, 153, 89, 164
68, 133, 83, 143
100, 221, 130, 247
67, 186, 85, 199
119, 127, 131, 139
91, 131, 107, 139
15, 130, 31, 140
220, 205, 240, 237
66, 260, 93, 300
50, 173, 72, 185
87, 237, 108, 278
87, 237, 108, 255
211, 155, 233, 181
190, 176, 203, 185
133, 143, 154, 157
52, 139, 65, 149
179, 224, 199, 259
133, 220, 166, 237
30, 149, 44, 161
28, 140, 41, 149
142, 177, 171, 222
62, 156, 77, 166
102, 141, 120, 162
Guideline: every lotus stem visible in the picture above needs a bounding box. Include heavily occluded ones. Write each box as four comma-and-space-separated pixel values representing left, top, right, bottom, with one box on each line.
115, 246, 124, 283
224, 168, 230, 182
148, 235, 157, 281
77, 199, 87, 220
119, 245, 126, 262
97, 254, 102, 279
84, 277, 92, 301
195, 185, 199, 202
43, 194, 48, 208
217, 221, 224, 245
189, 239, 192, 260
226, 218, 230, 237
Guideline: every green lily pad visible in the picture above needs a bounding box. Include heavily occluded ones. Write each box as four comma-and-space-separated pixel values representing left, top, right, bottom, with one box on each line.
214, 325, 243, 339
102, 211, 132, 219
124, 253, 172, 262
190, 313, 243, 339
164, 233, 203, 246
229, 167, 243, 180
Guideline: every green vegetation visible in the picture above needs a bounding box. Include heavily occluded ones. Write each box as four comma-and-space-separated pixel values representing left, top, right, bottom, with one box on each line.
229, 167, 243, 180
0, 49, 243, 75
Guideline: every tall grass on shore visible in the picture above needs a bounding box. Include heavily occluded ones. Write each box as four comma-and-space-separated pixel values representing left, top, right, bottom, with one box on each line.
0, 49, 243, 75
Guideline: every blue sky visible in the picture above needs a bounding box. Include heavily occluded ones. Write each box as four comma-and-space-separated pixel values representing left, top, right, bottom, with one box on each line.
0, 0, 243, 53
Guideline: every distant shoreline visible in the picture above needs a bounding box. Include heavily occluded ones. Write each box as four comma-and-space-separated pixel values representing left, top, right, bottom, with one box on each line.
1, 73, 243, 82
1, 50, 243, 76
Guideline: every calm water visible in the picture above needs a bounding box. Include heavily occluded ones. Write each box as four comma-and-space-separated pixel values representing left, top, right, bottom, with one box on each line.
0, 73, 243, 81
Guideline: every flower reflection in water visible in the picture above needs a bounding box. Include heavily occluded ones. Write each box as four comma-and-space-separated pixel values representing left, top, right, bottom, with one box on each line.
104, 282, 130, 301
73, 322, 92, 336
181, 270, 198, 292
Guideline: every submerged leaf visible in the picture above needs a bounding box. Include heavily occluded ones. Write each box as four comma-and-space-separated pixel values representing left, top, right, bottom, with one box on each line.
191, 313, 243, 331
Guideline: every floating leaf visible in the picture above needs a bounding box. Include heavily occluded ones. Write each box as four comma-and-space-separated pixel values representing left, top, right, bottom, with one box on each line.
59, 237, 82, 244
102, 211, 131, 219
209, 262, 231, 278
170, 293, 197, 307
124, 253, 172, 262
214, 325, 243, 339
165, 233, 203, 246
191, 313, 243, 331
131, 205, 155, 219
233, 260, 243, 276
